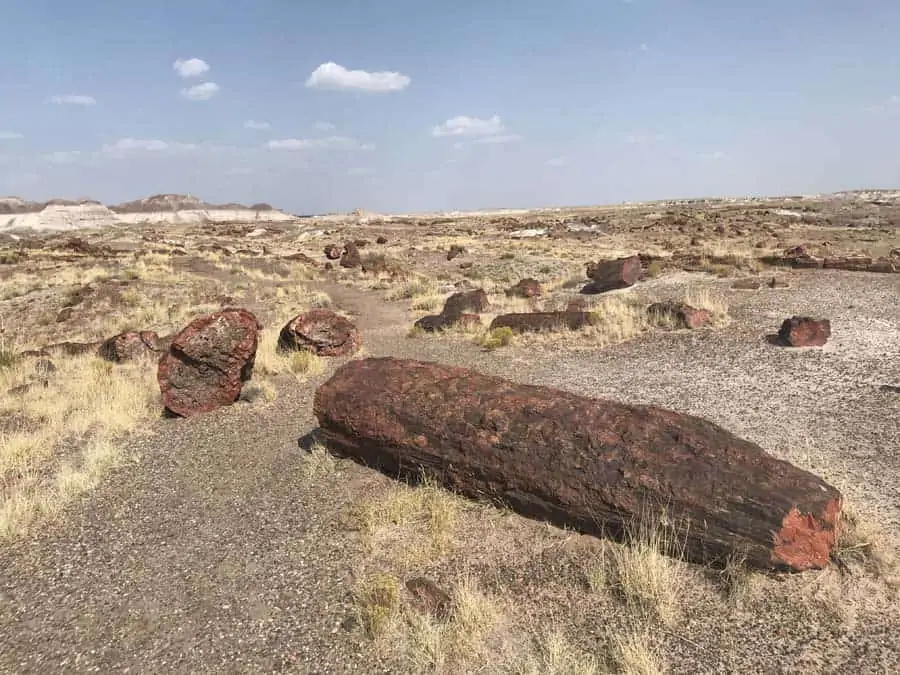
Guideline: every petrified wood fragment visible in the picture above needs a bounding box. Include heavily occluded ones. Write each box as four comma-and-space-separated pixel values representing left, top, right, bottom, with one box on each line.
313, 357, 842, 572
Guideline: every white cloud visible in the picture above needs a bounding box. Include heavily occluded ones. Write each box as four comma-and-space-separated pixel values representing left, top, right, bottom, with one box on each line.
305, 62, 410, 93
49, 95, 96, 106
181, 82, 220, 101
41, 150, 83, 164
173, 57, 210, 78
0, 131, 23, 140
472, 134, 522, 145
432, 115, 505, 138
244, 120, 271, 130
101, 138, 198, 154
545, 157, 566, 167
267, 136, 374, 151
313, 121, 336, 131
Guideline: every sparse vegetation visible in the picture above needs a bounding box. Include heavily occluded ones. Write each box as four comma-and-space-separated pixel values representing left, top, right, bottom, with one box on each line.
478, 325, 515, 349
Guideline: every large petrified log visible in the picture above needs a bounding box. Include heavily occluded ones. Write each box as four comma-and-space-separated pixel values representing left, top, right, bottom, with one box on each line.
582, 255, 642, 294
313, 357, 842, 572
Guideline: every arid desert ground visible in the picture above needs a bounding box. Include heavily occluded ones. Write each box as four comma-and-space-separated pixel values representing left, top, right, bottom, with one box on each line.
1, 192, 899, 674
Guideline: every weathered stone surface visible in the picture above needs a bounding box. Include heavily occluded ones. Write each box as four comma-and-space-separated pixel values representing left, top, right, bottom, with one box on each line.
157, 308, 261, 417
278, 309, 361, 356
324, 244, 341, 260
489, 311, 593, 333
731, 278, 762, 290
413, 315, 450, 332
340, 242, 362, 268
777, 316, 831, 347
582, 256, 642, 294
505, 278, 542, 298
313, 358, 843, 571
376, 235, 388, 245
446, 245, 466, 261
442, 289, 489, 321
648, 302, 711, 329
405, 578, 452, 620
98, 330, 165, 363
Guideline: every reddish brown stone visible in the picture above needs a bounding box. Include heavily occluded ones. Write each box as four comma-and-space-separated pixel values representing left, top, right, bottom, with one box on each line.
823, 256, 873, 272
582, 256, 642, 294
340, 242, 362, 268
324, 244, 341, 260
413, 315, 450, 332
278, 309, 361, 356
442, 289, 489, 321
405, 578, 452, 620
157, 308, 261, 417
489, 311, 593, 333
282, 252, 319, 266
731, 278, 762, 290
313, 357, 843, 571
505, 278, 542, 298
647, 302, 711, 329
777, 316, 831, 347
98, 330, 165, 363
446, 245, 466, 261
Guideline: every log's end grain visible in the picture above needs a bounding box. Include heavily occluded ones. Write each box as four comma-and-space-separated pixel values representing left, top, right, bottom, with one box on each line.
771, 497, 843, 571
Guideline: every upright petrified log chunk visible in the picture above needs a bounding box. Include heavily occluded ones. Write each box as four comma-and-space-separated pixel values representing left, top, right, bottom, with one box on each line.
313, 357, 843, 572
158, 308, 261, 417
441, 289, 490, 321
98, 330, 165, 363
582, 256, 642, 294
278, 309, 361, 356
777, 316, 831, 347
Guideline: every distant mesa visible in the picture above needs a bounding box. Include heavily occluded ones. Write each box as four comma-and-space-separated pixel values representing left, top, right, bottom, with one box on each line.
1, 193, 296, 232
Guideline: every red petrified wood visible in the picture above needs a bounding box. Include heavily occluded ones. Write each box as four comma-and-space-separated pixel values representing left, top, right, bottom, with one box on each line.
313, 357, 843, 572
158, 308, 261, 417
777, 316, 831, 347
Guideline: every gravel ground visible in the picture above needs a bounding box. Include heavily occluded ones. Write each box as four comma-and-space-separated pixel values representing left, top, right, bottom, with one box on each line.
1, 268, 898, 673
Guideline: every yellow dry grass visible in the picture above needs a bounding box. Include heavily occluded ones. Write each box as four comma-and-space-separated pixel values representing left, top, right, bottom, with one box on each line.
0, 353, 160, 539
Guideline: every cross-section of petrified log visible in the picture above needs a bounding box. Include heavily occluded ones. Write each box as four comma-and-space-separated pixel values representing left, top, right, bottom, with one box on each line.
313, 357, 842, 572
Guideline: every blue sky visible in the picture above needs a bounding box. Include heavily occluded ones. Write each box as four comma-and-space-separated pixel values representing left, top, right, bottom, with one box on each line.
1, 0, 900, 214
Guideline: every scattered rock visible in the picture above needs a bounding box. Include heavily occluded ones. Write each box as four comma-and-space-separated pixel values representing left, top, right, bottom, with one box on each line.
324, 244, 342, 260
98, 330, 166, 363
353, 239, 370, 248
313, 357, 843, 571
582, 256, 642, 294
731, 278, 762, 290
56, 306, 75, 322
768, 276, 789, 288
340, 242, 362, 269
776, 316, 831, 347
648, 302, 711, 329
458, 261, 473, 269
324, 262, 334, 271
282, 252, 319, 266
489, 311, 593, 333
442, 289, 490, 322
376, 235, 388, 245
505, 278, 542, 298
405, 578, 452, 620
413, 315, 450, 332
446, 245, 466, 261
157, 308, 262, 418
277, 309, 361, 357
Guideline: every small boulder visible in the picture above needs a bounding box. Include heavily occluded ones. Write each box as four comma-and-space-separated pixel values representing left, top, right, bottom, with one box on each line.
505, 278, 542, 298
99, 330, 165, 363
777, 316, 831, 347
413, 315, 450, 333
405, 578, 452, 620
376, 235, 388, 245
278, 309, 361, 357
648, 302, 711, 329
283, 252, 319, 266
442, 289, 490, 320
157, 308, 262, 417
732, 278, 762, 290
446, 245, 466, 261
340, 242, 362, 269
582, 256, 642, 294
324, 244, 342, 260
489, 311, 593, 333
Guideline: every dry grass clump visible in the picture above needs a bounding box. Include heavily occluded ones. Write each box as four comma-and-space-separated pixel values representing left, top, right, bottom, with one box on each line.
0, 353, 160, 538
610, 629, 666, 675
253, 326, 325, 379
832, 500, 898, 587
515, 630, 603, 675
355, 572, 402, 638
683, 287, 730, 326
350, 475, 463, 562
586, 295, 651, 346
478, 326, 515, 350
386, 275, 443, 310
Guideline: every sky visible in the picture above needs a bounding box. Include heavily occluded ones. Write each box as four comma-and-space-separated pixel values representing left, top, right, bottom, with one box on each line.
2, 0, 900, 214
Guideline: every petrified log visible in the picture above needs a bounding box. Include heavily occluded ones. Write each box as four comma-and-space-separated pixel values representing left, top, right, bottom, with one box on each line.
582, 256, 642, 294
313, 357, 843, 572
777, 316, 831, 347
489, 311, 593, 333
